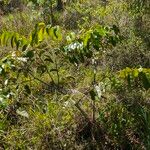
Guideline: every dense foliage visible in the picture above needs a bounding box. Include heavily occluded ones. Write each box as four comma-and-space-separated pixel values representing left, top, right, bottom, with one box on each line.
0, 0, 150, 149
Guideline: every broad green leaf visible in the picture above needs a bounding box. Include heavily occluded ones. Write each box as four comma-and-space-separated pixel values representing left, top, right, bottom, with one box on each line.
83, 30, 92, 47
16, 39, 21, 50
25, 50, 34, 58
37, 22, 45, 29
10, 34, 15, 48
38, 28, 45, 42
96, 27, 107, 36
133, 69, 139, 77
1, 32, 12, 46
45, 25, 52, 36
50, 26, 62, 40
30, 30, 38, 45
22, 44, 28, 51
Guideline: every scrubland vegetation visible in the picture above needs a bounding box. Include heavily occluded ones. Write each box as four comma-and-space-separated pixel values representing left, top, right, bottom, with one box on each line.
0, 0, 150, 149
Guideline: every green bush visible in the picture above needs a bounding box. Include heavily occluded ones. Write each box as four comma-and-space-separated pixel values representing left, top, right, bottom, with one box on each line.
0, 0, 150, 149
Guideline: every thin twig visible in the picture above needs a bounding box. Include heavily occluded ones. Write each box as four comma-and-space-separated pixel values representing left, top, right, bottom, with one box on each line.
37, 53, 54, 83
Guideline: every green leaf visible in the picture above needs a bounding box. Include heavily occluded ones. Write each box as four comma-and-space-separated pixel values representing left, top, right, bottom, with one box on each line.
45, 25, 52, 36
37, 22, 45, 29
30, 30, 38, 46
22, 44, 28, 51
96, 26, 107, 36
83, 30, 92, 47
51, 26, 62, 40
38, 28, 45, 42
25, 50, 34, 58
16, 40, 21, 50
11, 34, 15, 48
133, 69, 139, 77
66, 32, 76, 43
1, 32, 11, 46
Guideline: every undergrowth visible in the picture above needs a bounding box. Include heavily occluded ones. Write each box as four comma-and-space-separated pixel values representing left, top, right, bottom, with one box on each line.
0, 0, 150, 149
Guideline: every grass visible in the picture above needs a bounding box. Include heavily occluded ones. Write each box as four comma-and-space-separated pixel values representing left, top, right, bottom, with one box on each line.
0, 0, 150, 149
